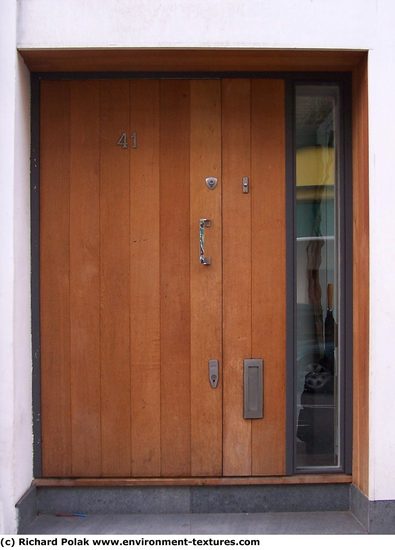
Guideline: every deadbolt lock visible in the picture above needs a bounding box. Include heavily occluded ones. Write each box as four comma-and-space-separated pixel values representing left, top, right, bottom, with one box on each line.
208, 359, 219, 389
205, 177, 218, 190
242, 176, 249, 193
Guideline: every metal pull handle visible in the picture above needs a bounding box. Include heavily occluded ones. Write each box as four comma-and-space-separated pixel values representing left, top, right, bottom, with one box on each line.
199, 218, 212, 265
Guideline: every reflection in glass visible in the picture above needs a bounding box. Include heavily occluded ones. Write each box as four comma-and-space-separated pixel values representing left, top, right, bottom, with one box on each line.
295, 86, 340, 469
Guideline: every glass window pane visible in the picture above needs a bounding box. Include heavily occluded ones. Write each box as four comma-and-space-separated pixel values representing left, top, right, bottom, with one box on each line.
295, 85, 340, 469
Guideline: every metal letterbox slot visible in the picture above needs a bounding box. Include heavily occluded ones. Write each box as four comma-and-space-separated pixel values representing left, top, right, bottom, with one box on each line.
243, 359, 263, 419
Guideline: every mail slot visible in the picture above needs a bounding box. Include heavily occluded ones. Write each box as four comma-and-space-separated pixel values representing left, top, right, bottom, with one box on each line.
243, 359, 264, 419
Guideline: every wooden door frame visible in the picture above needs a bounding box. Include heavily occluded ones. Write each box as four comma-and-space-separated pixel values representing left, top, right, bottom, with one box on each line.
26, 48, 368, 489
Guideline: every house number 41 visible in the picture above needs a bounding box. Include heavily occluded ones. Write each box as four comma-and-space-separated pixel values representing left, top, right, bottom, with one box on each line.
117, 132, 137, 149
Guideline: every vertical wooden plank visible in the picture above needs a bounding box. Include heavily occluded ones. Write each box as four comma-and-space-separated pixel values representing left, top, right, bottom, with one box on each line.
222, 79, 252, 475
352, 57, 369, 495
40, 81, 72, 476
69, 81, 101, 476
251, 80, 286, 475
100, 80, 131, 476
160, 80, 191, 476
130, 80, 161, 476
190, 80, 222, 476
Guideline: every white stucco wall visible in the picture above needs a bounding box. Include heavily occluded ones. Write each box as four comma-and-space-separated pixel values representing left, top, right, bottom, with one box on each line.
0, 0, 391, 530
0, 1, 17, 532
0, 0, 31, 535
17, 0, 378, 50
366, 2, 395, 503
12, 55, 32, 516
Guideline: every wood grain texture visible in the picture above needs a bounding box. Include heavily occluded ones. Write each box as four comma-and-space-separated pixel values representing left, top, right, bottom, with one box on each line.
251, 80, 286, 475
21, 49, 365, 73
352, 56, 369, 495
130, 80, 161, 476
34, 474, 352, 486
40, 81, 72, 476
69, 81, 101, 476
190, 80, 222, 475
100, 80, 131, 476
39, 75, 358, 483
159, 80, 191, 476
222, 79, 252, 475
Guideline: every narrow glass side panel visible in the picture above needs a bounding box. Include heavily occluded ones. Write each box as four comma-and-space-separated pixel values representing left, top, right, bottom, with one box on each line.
295, 85, 340, 469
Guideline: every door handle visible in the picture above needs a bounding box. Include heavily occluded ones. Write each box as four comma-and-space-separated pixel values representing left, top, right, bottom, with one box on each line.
199, 218, 212, 265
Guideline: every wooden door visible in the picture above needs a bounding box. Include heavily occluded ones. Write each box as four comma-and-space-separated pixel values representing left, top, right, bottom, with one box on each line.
39, 78, 285, 478
222, 80, 286, 475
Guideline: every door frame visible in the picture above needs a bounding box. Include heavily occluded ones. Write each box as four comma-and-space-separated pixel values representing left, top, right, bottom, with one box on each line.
29, 62, 364, 484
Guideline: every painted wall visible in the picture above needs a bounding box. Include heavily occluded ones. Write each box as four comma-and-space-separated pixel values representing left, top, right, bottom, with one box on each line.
367, 4, 395, 503
0, 0, 31, 535
18, 0, 377, 49
6, 0, 395, 513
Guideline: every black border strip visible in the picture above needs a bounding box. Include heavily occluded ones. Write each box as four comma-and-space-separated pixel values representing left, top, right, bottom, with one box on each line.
31, 70, 353, 478
343, 74, 353, 475
31, 74, 42, 477
285, 79, 296, 475
33, 71, 353, 81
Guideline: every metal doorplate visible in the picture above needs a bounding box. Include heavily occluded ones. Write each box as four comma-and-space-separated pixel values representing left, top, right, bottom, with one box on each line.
242, 176, 249, 194
208, 359, 219, 388
205, 177, 218, 190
